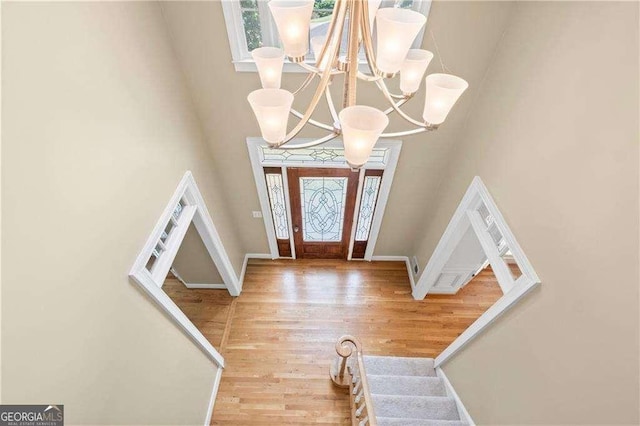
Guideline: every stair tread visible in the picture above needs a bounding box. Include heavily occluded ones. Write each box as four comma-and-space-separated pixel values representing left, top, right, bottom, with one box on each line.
368, 374, 447, 397
376, 417, 467, 426
363, 355, 436, 377
372, 394, 460, 421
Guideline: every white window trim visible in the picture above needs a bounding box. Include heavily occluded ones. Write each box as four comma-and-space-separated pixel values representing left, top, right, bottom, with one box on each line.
247, 138, 401, 260
412, 176, 541, 367
129, 171, 241, 367
221, 0, 432, 73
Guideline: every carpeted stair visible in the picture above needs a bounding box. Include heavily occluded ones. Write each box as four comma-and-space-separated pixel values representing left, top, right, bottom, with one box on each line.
363, 355, 467, 426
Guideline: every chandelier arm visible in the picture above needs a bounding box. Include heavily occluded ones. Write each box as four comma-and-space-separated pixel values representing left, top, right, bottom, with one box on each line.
325, 85, 340, 125
353, 70, 409, 102
389, 92, 408, 100
289, 109, 336, 131
375, 79, 428, 128
355, 71, 409, 100
277, 132, 341, 149
278, 0, 348, 146
342, 0, 362, 107
291, 0, 345, 96
359, 0, 382, 78
297, 62, 319, 75
298, 62, 343, 76
382, 96, 410, 115
356, 71, 381, 83
292, 72, 318, 96
379, 127, 430, 138
314, 0, 344, 69
279, 71, 333, 145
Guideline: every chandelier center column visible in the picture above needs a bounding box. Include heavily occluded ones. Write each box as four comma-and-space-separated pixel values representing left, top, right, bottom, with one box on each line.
343, 0, 362, 108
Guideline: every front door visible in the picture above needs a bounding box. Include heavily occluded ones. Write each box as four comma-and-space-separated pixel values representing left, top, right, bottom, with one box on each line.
287, 167, 359, 259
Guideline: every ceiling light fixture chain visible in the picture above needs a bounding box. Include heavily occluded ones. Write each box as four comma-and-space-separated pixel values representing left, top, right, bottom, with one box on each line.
429, 29, 452, 74
247, 0, 469, 167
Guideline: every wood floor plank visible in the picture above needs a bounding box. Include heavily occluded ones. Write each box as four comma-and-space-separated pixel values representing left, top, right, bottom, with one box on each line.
165, 259, 502, 424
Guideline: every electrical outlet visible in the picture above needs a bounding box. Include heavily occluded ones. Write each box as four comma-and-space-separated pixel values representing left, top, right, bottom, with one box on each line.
252, 211, 263, 218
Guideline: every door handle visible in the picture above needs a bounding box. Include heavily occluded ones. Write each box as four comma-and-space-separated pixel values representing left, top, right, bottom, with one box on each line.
294, 225, 300, 233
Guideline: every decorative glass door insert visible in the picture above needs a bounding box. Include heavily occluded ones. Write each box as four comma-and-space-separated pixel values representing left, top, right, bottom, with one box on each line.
299, 177, 348, 242
287, 167, 358, 259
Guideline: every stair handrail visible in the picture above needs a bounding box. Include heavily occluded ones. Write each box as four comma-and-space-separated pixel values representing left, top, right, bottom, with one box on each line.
331, 335, 377, 426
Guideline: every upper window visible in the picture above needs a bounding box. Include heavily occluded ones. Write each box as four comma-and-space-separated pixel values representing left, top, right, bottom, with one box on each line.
259, 145, 389, 166
222, 0, 431, 72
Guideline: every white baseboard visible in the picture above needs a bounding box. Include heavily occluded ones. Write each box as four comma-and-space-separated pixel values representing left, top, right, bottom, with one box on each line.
171, 268, 227, 290
236, 253, 417, 291
426, 287, 459, 295
370, 255, 407, 261
204, 366, 223, 426
370, 255, 416, 289
238, 253, 272, 290
184, 283, 227, 289
436, 367, 475, 426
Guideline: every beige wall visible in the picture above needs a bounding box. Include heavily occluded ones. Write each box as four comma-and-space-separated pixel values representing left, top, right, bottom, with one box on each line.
2, 2, 242, 424
415, 2, 639, 423
173, 223, 224, 284
160, 1, 514, 257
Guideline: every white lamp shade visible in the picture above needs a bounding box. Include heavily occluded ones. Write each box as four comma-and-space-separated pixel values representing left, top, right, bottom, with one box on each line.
339, 106, 389, 168
268, 0, 314, 59
375, 8, 426, 74
252, 47, 285, 89
367, 0, 383, 32
400, 49, 433, 94
422, 73, 468, 125
248, 88, 294, 145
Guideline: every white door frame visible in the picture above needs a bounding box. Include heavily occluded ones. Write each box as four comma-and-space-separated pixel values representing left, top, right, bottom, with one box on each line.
247, 138, 402, 260
129, 171, 241, 367
413, 176, 541, 367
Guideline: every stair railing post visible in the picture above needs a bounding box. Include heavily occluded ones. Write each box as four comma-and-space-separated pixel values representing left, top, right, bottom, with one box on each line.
330, 335, 377, 426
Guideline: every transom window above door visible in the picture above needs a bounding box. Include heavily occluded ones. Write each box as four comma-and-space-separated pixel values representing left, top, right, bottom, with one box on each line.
260, 145, 389, 167
221, 0, 432, 71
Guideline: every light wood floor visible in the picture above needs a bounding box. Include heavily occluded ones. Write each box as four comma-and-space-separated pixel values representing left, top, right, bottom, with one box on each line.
165, 259, 502, 425
163, 276, 234, 350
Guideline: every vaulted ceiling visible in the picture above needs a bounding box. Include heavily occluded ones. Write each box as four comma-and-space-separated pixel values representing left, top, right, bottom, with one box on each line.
160, 1, 514, 256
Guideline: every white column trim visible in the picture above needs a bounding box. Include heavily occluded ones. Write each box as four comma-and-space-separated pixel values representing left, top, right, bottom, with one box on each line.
348, 169, 366, 260
247, 143, 280, 259
129, 171, 241, 367
411, 177, 541, 367
204, 367, 223, 426
364, 143, 401, 261
281, 166, 296, 259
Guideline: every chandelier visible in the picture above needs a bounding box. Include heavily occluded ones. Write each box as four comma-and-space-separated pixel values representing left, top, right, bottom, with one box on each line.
247, 0, 468, 168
